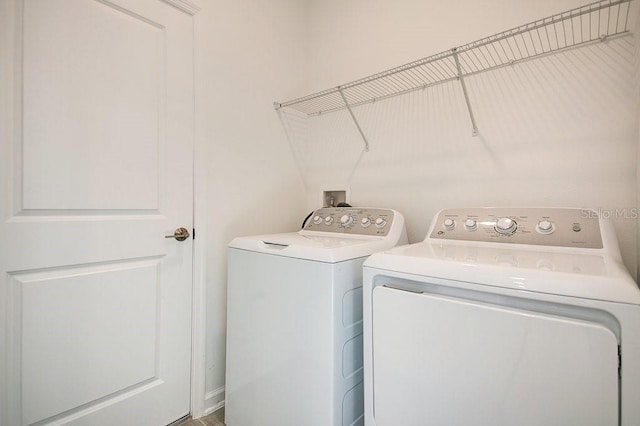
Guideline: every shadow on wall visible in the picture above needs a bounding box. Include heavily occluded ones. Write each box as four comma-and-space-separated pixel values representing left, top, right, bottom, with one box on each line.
204, 183, 307, 397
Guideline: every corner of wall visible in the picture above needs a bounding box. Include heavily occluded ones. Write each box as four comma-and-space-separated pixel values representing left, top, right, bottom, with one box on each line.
203, 386, 225, 417
634, 5, 640, 280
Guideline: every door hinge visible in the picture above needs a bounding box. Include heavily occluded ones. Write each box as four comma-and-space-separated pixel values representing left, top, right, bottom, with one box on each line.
192, 228, 196, 240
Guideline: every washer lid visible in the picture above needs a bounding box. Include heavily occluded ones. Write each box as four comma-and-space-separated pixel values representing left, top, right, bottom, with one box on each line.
229, 232, 398, 263
364, 241, 640, 304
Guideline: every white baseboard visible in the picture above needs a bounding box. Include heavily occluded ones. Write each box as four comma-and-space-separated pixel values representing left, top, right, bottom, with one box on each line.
203, 386, 225, 416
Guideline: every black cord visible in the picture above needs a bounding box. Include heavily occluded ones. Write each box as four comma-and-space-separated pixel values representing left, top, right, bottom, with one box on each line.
301, 211, 314, 229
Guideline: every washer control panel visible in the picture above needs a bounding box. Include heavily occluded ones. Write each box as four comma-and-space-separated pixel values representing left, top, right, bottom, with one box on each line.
429, 208, 603, 248
304, 207, 395, 236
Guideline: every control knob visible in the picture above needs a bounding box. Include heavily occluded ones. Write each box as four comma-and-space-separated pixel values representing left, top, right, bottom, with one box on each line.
536, 220, 554, 235
375, 217, 387, 229
464, 219, 477, 231
313, 215, 323, 225
443, 218, 455, 231
340, 214, 354, 227
361, 217, 372, 228
324, 216, 334, 225
495, 217, 517, 235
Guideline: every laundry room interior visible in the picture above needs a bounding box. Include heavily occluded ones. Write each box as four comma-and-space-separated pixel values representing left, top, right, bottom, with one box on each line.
2, 0, 640, 424
206, 0, 640, 417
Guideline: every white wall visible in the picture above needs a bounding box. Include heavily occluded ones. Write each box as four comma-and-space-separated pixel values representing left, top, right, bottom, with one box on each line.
290, 0, 639, 274
196, 0, 640, 413
198, 0, 308, 411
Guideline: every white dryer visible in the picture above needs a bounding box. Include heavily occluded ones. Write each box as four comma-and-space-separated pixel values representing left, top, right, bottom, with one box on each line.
226, 207, 407, 426
363, 207, 640, 426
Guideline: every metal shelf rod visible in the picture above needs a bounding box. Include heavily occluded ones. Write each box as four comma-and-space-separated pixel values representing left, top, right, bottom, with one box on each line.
338, 87, 370, 152
460, 0, 627, 54
275, 0, 634, 119
452, 49, 479, 137
276, 50, 456, 110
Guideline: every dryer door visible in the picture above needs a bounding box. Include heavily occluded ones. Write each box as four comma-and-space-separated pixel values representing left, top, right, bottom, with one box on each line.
372, 286, 619, 426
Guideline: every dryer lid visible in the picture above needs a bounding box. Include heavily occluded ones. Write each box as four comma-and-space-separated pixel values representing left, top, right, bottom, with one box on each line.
364, 242, 640, 304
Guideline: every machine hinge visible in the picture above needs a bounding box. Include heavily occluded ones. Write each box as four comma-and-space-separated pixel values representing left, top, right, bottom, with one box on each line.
192, 228, 196, 240
618, 345, 622, 379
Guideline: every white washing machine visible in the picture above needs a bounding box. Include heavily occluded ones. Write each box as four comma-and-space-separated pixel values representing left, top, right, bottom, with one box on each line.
363, 207, 640, 426
225, 207, 407, 426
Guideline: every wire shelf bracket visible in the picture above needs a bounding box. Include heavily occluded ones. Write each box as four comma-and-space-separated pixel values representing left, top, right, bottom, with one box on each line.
274, 0, 635, 140
452, 48, 479, 137
338, 87, 370, 152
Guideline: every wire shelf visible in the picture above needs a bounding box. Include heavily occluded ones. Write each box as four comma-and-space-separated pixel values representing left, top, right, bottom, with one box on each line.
275, 0, 634, 117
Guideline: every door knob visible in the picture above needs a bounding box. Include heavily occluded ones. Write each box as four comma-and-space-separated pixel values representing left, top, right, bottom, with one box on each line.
165, 227, 190, 241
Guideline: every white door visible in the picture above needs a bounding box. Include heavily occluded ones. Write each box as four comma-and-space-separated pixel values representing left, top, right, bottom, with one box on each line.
0, 0, 196, 424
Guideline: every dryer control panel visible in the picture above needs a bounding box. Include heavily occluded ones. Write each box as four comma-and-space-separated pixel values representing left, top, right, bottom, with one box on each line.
303, 207, 395, 237
429, 207, 603, 249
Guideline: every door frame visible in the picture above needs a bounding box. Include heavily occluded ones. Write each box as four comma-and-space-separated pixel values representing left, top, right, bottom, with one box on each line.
189, 0, 208, 418
153, 0, 209, 419
144, 1, 208, 419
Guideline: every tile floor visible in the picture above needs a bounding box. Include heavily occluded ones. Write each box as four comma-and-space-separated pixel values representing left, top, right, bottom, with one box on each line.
177, 407, 225, 426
